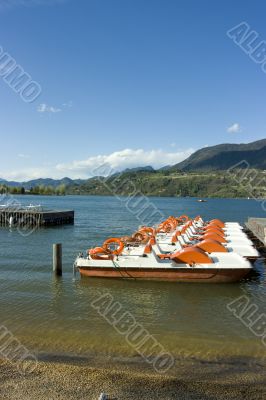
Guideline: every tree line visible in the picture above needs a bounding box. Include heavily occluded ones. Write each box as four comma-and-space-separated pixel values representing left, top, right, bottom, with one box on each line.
0, 184, 66, 196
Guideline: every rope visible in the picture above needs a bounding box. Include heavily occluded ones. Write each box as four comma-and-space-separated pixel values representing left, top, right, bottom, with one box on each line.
111, 258, 136, 280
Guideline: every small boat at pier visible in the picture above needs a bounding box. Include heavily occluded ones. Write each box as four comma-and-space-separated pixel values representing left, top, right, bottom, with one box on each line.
74, 215, 257, 283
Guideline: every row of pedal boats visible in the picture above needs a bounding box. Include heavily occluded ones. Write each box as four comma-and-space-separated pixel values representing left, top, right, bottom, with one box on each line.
75, 215, 260, 283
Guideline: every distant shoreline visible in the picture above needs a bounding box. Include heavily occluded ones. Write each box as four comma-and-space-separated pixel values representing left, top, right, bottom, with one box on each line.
4, 193, 264, 200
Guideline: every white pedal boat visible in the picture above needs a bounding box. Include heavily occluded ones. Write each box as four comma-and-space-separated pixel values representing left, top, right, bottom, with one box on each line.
75, 241, 252, 283
158, 236, 259, 260
75, 215, 256, 283
154, 223, 258, 260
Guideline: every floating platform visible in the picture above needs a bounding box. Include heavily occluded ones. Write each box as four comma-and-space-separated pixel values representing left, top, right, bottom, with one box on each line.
245, 218, 266, 246
0, 206, 74, 228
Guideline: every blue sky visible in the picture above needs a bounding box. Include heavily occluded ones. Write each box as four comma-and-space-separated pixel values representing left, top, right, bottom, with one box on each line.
0, 0, 265, 180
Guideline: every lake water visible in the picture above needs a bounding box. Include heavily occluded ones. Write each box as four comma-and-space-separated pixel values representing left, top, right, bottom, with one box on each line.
0, 195, 265, 365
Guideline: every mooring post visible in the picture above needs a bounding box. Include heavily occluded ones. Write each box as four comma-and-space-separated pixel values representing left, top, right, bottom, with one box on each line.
53, 243, 62, 276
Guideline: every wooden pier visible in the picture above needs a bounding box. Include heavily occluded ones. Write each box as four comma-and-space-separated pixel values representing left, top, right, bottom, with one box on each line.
0, 206, 74, 228
245, 218, 266, 246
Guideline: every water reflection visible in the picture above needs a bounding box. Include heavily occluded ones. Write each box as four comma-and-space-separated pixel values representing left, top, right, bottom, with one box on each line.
0, 196, 265, 361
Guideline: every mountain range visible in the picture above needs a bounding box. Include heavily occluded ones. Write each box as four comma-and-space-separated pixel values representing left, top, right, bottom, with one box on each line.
172, 139, 266, 171
0, 139, 265, 188
0, 177, 83, 189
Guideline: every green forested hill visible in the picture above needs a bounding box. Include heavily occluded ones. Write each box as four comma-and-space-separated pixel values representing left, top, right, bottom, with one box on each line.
1, 169, 265, 198
172, 139, 266, 171
67, 169, 266, 198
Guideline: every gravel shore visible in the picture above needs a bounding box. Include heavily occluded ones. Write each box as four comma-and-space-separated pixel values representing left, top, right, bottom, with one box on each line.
1, 355, 265, 400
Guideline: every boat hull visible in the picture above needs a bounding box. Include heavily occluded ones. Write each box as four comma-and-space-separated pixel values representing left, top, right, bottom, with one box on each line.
78, 266, 250, 283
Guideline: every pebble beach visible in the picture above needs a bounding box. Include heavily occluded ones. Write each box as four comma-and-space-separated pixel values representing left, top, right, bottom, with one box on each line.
1, 355, 266, 400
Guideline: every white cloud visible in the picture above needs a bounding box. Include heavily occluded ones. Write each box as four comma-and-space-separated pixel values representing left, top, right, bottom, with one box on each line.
37, 103, 61, 113
18, 153, 30, 159
56, 148, 195, 178
0, 147, 195, 181
62, 100, 73, 108
0, 168, 48, 182
37, 101, 72, 113
227, 123, 241, 133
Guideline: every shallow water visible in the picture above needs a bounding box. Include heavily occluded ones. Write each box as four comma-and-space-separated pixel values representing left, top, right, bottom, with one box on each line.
0, 195, 265, 362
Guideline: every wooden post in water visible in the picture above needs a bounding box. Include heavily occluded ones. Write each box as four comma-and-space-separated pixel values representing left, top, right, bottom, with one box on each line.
53, 243, 62, 276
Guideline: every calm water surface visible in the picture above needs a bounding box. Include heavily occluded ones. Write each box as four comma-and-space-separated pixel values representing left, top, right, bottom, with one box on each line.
0, 195, 265, 362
